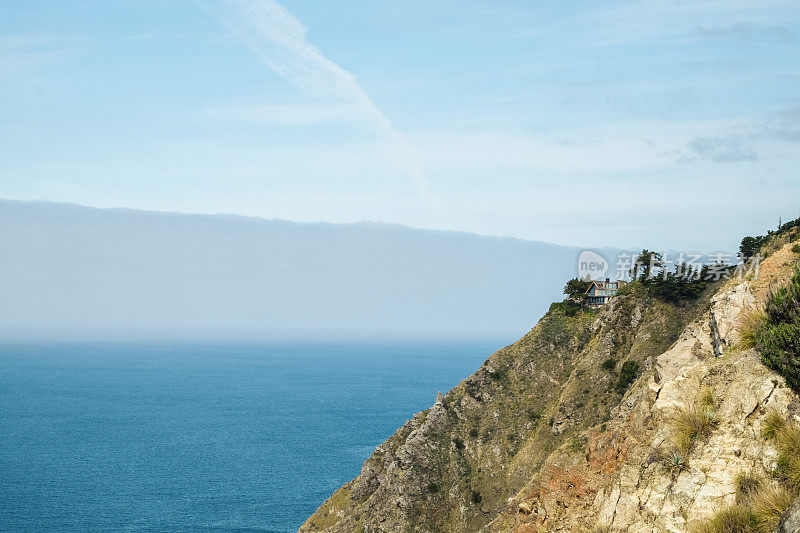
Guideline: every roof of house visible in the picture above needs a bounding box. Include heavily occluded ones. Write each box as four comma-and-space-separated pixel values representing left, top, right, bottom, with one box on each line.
584, 279, 627, 294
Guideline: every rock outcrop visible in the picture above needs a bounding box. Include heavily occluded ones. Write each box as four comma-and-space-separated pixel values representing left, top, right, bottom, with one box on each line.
776, 496, 800, 533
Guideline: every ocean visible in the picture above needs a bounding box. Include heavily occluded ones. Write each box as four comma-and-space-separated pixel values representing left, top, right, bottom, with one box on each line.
0, 339, 505, 532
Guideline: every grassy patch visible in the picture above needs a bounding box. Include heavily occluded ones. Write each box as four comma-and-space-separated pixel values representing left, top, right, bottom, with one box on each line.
750, 484, 796, 531
305, 487, 353, 530
691, 505, 755, 533
761, 410, 786, 441
740, 309, 768, 350
693, 413, 800, 532
670, 388, 717, 454
693, 484, 796, 533
569, 437, 584, 454
761, 411, 800, 490
735, 471, 764, 503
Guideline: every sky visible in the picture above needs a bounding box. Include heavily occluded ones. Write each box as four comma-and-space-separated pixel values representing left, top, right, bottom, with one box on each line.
1, 0, 799, 251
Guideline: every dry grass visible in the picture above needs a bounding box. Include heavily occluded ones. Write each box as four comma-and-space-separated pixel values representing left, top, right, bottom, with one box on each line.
762, 410, 800, 490
691, 486, 795, 533
734, 471, 764, 503
691, 504, 755, 533
749, 241, 799, 301
670, 388, 718, 454
695, 414, 800, 532
739, 309, 767, 350
761, 410, 787, 441
700, 387, 715, 407
749, 484, 796, 532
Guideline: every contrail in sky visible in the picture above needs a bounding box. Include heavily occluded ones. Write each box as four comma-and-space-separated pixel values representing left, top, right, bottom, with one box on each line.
208, 0, 434, 202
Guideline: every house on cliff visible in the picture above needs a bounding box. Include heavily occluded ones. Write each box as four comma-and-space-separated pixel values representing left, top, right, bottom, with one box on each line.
585, 278, 627, 305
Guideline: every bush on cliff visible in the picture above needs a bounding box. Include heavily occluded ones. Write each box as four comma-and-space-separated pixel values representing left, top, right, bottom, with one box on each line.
750, 268, 800, 393
549, 300, 583, 317
614, 360, 639, 393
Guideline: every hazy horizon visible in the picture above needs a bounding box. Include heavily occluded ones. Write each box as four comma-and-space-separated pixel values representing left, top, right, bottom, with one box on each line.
0, 199, 630, 339
0, 196, 766, 253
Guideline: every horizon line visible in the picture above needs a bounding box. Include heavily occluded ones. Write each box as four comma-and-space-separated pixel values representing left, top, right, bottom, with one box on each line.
0, 196, 626, 251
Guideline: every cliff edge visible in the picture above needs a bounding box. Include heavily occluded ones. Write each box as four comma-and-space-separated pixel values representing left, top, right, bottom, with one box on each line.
302, 230, 800, 532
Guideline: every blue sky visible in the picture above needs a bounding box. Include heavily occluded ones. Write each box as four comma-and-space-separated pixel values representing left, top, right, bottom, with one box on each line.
1, 0, 799, 250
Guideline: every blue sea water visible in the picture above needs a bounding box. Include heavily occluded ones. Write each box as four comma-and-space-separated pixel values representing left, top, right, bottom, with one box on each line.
0, 340, 504, 532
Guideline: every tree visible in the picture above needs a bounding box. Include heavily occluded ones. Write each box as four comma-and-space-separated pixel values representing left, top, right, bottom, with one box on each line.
563, 277, 591, 299
740, 235, 767, 260
632, 250, 663, 280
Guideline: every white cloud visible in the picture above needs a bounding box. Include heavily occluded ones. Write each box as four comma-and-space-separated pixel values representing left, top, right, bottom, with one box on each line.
206, 0, 433, 201
658, 104, 800, 163
684, 135, 758, 162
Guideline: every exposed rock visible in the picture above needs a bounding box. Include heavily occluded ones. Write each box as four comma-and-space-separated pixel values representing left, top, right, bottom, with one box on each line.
776, 496, 800, 533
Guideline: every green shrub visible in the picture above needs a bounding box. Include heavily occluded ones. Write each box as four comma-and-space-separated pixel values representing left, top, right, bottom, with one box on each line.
736, 216, 800, 263
667, 449, 686, 471
601, 359, 616, 371
488, 367, 508, 382
756, 268, 800, 393
792, 243, 800, 254
549, 299, 584, 317
615, 360, 640, 393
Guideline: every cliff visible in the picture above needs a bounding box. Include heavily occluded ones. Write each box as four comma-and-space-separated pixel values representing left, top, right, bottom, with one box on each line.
301, 232, 800, 532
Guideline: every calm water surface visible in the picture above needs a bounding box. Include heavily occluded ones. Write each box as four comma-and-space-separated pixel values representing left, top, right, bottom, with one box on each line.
0, 340, 505, 532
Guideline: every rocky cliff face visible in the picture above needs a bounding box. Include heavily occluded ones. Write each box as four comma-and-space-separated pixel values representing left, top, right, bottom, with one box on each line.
301, 241, 800, 533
